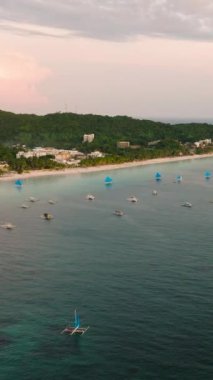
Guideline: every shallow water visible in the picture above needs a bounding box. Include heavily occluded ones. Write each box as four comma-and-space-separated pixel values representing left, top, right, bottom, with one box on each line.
0, 158, 213, 380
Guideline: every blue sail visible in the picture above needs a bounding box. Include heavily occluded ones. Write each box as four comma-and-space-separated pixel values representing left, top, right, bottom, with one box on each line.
154, 172, 162, 181
74, 311, 80, 327
104, 176, 112, 184
15, 179, 23, 187
176, 175, 183, 182
204, 171, 211, 179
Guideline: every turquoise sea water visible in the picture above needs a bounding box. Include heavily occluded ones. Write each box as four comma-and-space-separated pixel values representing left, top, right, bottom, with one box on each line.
0, 158, 212, 380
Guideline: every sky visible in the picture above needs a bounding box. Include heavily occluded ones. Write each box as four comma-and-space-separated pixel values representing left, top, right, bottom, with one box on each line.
1, 0, 213, 120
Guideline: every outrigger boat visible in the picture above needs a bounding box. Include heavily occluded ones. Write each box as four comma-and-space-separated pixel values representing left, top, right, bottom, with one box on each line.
127, 196, 138, 203
29, 196, 38, 202
48, 199, 56, 205
113, 209, 124, 216
181, 201, 192, 208
41, 213, 54, 220
86, 194, 95, 201
20, 204, 29, 209
61, 310, 89, 336
0, 223, 16, 230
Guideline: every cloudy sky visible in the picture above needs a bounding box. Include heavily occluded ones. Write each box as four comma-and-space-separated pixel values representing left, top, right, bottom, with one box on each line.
1, 0, 213, 119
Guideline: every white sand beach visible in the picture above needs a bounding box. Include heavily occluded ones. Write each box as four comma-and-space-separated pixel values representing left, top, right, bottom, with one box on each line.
1, 153, 213, 182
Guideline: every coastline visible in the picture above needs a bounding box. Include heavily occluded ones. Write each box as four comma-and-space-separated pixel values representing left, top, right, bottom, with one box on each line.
1, 153, 213, 182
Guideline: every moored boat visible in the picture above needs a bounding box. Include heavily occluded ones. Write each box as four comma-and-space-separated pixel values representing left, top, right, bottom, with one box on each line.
181, 202, 192, 208
0, 223, 16, 230
41, 213, 54, 220
20, 204, 29, 209
86, 194, 95, 200
127, 196, 138, 203
48, 200, 56, 204
29, 196, 38, 202
113, 209, 124, 216
61, 310, 89, 336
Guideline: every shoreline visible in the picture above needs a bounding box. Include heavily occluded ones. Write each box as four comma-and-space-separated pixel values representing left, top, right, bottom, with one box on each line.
1, 153, 213, 182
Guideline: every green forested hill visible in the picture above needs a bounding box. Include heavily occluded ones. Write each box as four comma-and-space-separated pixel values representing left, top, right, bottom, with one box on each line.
0, 110, 213, 152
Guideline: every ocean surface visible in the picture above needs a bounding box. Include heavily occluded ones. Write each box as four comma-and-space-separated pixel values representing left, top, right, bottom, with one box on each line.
0, 158, 212, 380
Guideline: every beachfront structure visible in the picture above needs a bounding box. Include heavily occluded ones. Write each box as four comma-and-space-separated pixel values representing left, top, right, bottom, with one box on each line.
16, 147, 97, 165
148, 140, 161, 147
0, 161, 9, 170
83, 134, 95, 143
88, 151, 105, 158
117, 141, 130, 148
17, 148, 84, 160
194, 139, 212, 148
16, 147, 58, 158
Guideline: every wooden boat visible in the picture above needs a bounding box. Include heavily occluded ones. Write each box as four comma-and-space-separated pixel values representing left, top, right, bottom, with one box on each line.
113, 210, 124, 216
61, 310, 89, 336
41, 213, 54, 220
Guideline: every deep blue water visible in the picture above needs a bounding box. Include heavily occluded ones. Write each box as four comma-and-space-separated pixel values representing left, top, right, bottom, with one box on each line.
0, 158, 213, 380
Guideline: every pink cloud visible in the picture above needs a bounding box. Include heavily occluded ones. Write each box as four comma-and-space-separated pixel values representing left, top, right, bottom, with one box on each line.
0, 53, 51, 111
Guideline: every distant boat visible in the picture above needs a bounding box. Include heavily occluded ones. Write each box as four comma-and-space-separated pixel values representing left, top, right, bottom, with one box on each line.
61, 310, 89, 336
113, 209, 124, 216
204, 171, 211, 179
48, 200, 56, 205
152, 190, 158, 195
0, 223, 16, 230
127, 196, 138, 203
20, 204, 29, 209
29, 197, 38, 202
154, 172, 162, 181
104, 176, 113, 185
41, 213, 53, 220
181, 202, 192, 208
176, 175, 183, 183
15, 179, 23, 187
86, 194, 95, 200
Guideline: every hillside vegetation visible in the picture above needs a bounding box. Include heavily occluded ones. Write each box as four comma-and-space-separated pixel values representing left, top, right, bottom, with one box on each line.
1, 110, 213, 173
1, 110, 213, 151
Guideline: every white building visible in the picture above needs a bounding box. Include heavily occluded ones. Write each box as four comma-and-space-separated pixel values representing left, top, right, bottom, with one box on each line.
83, 134, 95, 143
16, 147, 86, 163
194, 139, 212, 148
88, 151, 105, 158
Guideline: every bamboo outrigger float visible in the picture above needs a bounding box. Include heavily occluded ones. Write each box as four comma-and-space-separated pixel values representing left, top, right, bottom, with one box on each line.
61, 310, 89, 336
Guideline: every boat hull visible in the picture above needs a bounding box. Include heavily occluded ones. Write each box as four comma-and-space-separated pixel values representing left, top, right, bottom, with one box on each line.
62, 327, 88, 335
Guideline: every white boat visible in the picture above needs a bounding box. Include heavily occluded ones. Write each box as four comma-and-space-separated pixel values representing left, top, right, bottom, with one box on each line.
0, 223, 16, 230
29, 197, 38, 202
86, 194, 95, 200
20, 204, 29, 209
127, 196, 138, 203
113, 210, 124, 216
152, 190, 158, 195
181, 202, 192, 208
48, 200, 56, 204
